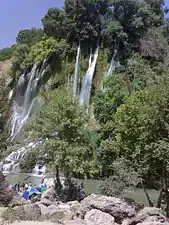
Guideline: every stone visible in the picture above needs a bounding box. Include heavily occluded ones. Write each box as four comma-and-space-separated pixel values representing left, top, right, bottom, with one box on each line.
41, 186, 56, 202
84, 209, 115, 225
9, 196, 25, 207
122, 207, 167, 225
63, 219, 85, 225
23, 204, 41, 220
77, 194, 136, 223
137, 215, 169, 225
138, 207, 160, 217
40, 198, 54, 206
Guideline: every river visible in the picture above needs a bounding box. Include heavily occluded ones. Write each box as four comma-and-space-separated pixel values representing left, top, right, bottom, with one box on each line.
5, 173, 159, 206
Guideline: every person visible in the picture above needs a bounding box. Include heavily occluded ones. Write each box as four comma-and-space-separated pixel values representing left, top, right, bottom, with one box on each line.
25, 183, 28, 190
28, 181, 32, 187
21, 183, 25, 191
18, 182, 20, 192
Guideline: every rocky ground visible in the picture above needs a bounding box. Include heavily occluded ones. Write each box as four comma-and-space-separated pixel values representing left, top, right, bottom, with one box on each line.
0, 185, 169, 225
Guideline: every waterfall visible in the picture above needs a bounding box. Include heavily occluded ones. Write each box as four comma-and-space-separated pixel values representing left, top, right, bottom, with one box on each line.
88, 46, 92, 67
10, 60, 47, 140
8, 89, 13, 101
106, 49, 119, 77
73, 43, 81, 97
80, 45, 99, 110
1, 139, 42, 174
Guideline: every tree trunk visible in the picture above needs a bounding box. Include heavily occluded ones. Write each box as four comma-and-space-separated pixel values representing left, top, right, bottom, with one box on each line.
142, 181, 153, 207
55, 165, 62, 196
164, 168, 169, 217
156, 176, 164, 208
156, 188, 163, 208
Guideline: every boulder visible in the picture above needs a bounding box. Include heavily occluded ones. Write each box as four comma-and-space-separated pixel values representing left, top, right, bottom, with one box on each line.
84, 209, 115, 225
0, 190, 14, 207
40, 198, 54, 206
23, 204, 41, 220
77, 194, 136, 223
63, 219, 85, 225
137, 215, 169, 225
9, 196, 25, 207
41, 186, 56, 202
122, 207, 167, 225
138, 207, 160, 217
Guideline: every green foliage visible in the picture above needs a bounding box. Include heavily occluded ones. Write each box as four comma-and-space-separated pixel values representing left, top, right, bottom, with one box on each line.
0, 47, 14, 61
164, 18, 169, 44
0, 78, 10, 159
42, 8, 67, 39
94, 72, 130, 124
22, 37, 70, 68
65, 0, 110, 42
140, 28, 168, 61
16, 28, 43, 47
19, 150, 38, 173
11, 44, 30, 73
30, 89, 95, 179
113, 84, 169, 178
100, 157, 140, 196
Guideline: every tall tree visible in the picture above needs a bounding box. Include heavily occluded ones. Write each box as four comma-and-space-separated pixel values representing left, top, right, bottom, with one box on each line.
30, 89, 95, 181
16, 28, 43, 47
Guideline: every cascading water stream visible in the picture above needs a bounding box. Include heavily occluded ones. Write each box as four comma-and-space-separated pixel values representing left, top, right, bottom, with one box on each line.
80, 45, 99, 111
73, 43, 81, 97
1, 139, 43, 173
106, 49, 119, 77
10, 60, 47, 140
88, 46, 92, 67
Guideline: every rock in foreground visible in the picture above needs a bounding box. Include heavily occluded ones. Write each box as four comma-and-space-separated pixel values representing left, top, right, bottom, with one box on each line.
2, 194, 169, 225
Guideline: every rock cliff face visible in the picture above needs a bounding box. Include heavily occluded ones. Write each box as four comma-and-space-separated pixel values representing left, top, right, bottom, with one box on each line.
0, 60, 12, 85
2, 193, 169, 225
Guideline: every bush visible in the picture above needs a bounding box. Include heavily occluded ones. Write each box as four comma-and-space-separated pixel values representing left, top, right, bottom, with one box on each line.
100, 158, 140, 197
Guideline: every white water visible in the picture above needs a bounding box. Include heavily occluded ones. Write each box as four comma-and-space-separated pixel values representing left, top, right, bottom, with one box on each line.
106, 49, 119, 77
88, 46, 92, 67
80, 46, 99, 110
10, 60, 47, 140
2, 139, 42, 174
73, 43, 81, 97
8, 89, 14, 101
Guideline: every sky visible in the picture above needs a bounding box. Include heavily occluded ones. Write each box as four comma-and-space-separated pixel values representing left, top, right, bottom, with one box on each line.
0, 0, 64, 49
0, 0, 169, 49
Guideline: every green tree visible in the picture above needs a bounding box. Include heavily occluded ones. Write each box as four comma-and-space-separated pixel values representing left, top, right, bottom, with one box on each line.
0, 78, 10, 159
30, 89, 95, 182
16, 28, 43, 47
22, 36, 70, 68
42, 8, 67, 40
110, 84, 169, 207
94, 72, 130, 124
19, 150, 38, 173
64, 0, 110, 42
11, 44, 30, 73
0, 47, 15, 61
100, 157, 140, 197
140, 28, 168, 61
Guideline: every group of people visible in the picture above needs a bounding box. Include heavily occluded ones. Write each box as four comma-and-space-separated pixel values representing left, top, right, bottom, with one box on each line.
14, 178, 46, 192
14, 181, 32, 192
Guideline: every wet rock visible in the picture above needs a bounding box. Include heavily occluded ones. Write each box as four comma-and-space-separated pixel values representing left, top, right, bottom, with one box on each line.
84, 209, 115, 225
